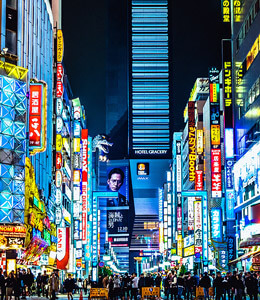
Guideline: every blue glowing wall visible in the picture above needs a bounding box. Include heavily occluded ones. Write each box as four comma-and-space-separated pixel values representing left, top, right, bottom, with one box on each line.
0, 75, 27, 222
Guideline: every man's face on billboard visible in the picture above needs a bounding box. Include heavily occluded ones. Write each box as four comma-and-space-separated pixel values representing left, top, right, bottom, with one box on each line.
107, 173, 123, 192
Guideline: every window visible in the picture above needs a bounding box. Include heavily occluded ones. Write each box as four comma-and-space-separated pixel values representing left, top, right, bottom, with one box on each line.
6, 0, 17, 9
6, 30, 17, 54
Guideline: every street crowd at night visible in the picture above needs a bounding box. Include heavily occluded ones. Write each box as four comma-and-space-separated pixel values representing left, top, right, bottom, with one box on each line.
1, 0, 260, 300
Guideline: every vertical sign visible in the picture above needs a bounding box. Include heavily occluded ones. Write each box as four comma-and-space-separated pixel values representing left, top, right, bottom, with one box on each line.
209, 68, 222, 198
85, 137, 93, 260
211, 208, 222, 240
177, 207, 182, 235
227, 236, 235, 262
221, 0, 231, 22
188, 197, 194, 230
188, 102, 196, 182
57, 227, 70, 269
176, 141, 182, 192
158, 188, 164, 253
194, 201, 202, 255
195, 170, 203, 191
92, 195, 98, 266
81, 129, 88, 244
29, 83, 47, 154
57, 29, 64, 63
222, 40, 233, 127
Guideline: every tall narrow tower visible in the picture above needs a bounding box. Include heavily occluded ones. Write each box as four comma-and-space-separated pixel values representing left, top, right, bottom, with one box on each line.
129, 0, 171, 158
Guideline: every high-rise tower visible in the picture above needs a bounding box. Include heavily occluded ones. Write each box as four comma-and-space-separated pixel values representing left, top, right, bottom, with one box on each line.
129, 0, 172, 158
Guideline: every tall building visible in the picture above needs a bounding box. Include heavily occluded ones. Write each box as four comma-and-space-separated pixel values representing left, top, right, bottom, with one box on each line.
229, 0, 260, 270
129, 0, 172, 158
0, 0, 55, 271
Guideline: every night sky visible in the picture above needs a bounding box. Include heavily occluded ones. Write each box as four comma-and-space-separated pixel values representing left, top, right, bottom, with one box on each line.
62, 0, 229, 136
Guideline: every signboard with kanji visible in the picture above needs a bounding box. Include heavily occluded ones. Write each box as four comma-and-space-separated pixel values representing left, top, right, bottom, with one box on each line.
29, 83, 47, 155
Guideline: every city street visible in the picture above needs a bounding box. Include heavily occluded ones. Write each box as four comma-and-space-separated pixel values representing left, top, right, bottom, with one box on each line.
0, 0, 260, 295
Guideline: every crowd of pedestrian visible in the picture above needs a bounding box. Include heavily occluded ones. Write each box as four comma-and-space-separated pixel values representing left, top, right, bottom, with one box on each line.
92, 270, 260, 300
0, 268, 60, 300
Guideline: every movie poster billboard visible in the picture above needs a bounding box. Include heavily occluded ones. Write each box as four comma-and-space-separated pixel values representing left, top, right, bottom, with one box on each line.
106, 166, 129, 207
106, 163, 129, 246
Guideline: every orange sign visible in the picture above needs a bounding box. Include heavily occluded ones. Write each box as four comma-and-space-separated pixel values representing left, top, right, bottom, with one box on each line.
0, 225, 26, 237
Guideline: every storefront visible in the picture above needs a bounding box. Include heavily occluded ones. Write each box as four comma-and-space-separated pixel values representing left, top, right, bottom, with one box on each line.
0, 224, 27, 273
233, 141, 260, 269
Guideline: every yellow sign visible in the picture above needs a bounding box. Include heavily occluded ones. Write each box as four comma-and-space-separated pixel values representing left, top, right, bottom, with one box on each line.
141, 287, 160, 298
211, 83, 218, 102
177, 235, 183, 257
57, 29, 64, 63
184, 245, 195, 257
211, 125, 220, 145
197, 130, 203, 155
74, 138, 81, 153
73, 170, 81, 183
56, 134, 63, 151
234, 0, 241, 22
222, 0, 231, 22
159, 222, 164, 253
224, 61, 232, 107
89, 288, 108, 300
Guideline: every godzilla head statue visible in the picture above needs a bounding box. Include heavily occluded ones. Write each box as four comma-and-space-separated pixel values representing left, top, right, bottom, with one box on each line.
92, 134, 113, 154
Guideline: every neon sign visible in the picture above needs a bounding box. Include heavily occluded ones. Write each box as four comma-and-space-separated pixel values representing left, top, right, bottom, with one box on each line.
29, 83, 47, 154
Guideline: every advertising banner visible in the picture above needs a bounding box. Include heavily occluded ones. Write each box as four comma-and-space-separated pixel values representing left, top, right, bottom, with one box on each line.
106, 166, 129, 207
211, 208, 222, 240
29, 83, 47, 154
177, 207, 182, 234
176, 140, 182, 192
194, 201, 202, 255
188, 197, 194, 230
195, 170, 203, 191
57, 29, 64, 63
81, 129, 88, 244
107, 209, 129, 236
188, 102, 196, 182
57, 227, 70, 269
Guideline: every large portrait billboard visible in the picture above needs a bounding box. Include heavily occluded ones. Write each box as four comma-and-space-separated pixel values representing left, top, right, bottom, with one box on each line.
106, 166, 129, 207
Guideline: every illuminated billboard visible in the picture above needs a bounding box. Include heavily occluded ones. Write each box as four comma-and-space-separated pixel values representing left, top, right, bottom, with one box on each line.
211, 208, 222, 240
194, 200, 202, 255
106, 166, 129, 207
57, 227, 70, 269
209, 68, 222, 198
81, 129, 88, 244
29, 83, 47, 155
188, 102, 196, 182
107, 209, 129, 236
57, 29, 64, 63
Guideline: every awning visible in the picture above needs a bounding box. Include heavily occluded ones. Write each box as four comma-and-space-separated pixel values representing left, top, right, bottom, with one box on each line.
228, 249, 260, 265
240, 236, 260, 248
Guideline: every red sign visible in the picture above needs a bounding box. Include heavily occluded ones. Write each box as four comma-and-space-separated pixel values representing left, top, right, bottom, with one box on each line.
81, 129, 88, 244
211, 149, 222, 197
29, 85, 42, 147
212, 173, 222, 197
195, 170, 203, 190
57, 63, 64, 81
56, 152, 62, 169
211, 149, 221, 173
56, 81, 63, 98
177, 207, 182, 234
57, 227, 70, 270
